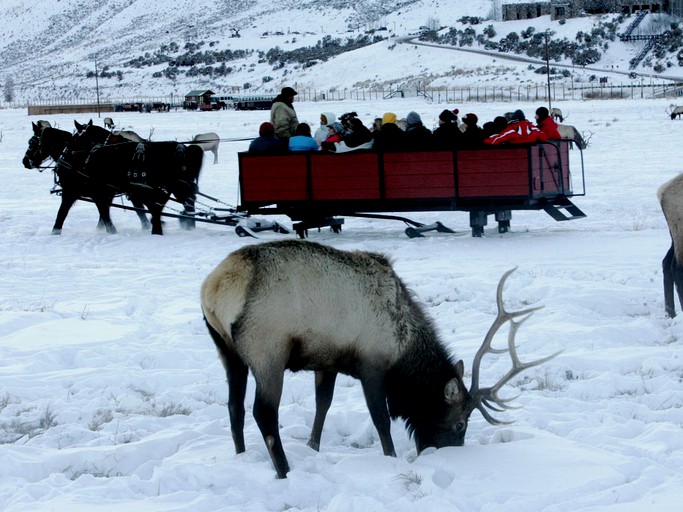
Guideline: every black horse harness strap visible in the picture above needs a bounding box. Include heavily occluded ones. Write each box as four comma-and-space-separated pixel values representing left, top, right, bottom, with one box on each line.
127, 143, 151, 186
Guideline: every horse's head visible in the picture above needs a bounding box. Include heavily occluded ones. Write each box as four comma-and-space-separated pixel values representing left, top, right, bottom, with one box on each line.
23, 123, 71, 169
23, 123, 44, 168
56, 121, 112, 171
74, 120, 111, 144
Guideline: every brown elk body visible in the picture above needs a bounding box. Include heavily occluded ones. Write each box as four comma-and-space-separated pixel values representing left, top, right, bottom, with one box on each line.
658, 174, 683, 317
191, 132, 220, 164
201, 240, 557, 478
557, 124, 587, 149
550, 107, 564, 123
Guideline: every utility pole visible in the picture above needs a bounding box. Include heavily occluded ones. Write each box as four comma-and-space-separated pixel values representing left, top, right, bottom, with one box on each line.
94, 60, 101, 118
545, 30, 552, 111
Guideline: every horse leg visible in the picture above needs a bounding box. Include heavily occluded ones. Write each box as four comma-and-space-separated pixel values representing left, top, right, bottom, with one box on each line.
180, 193, 196, 230
94, 197, 116, 234
130, 196, 151, 230
52, 193, 78, 235
212, 148, 218, 164
147, 203, 164, 235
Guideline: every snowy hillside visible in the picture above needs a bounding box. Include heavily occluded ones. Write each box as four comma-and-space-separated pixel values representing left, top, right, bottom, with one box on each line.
0, 0, 682, 103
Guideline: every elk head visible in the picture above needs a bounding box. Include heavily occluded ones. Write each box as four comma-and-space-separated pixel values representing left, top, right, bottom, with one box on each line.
421, 268, 561, 451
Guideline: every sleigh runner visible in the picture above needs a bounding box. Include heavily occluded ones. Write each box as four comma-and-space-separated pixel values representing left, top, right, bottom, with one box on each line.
237, 140, 586, 237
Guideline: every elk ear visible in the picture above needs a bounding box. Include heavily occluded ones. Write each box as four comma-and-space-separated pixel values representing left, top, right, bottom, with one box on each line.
444, 378, 463, 405
455, 359, 464, 379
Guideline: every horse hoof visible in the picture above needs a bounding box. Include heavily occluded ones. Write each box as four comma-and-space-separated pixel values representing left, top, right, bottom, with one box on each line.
51, 228, 62, 235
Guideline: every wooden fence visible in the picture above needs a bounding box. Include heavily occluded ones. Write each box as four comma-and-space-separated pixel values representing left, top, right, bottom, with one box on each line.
7, 81, 683, 113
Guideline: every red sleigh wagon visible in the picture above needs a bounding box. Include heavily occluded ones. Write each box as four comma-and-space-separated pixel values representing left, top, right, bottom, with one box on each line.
237, 141, 585, 237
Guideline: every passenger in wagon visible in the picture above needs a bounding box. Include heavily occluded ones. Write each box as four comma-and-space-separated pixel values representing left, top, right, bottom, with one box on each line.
535, 106, 562, 140
248, 122, 286, 154
372, 112, 407, 152
483, 109, 547, 145
270, 86, 299, 141
460, 113, 485, 148
482, 116, 509, 139
432, 109, 462, 149
288, 123, 320, 152
314, 112, 336, 145
404, 111, 433, 150
320, 122, 345, 148
340, 112, 359, 136
321, 117, 373, 153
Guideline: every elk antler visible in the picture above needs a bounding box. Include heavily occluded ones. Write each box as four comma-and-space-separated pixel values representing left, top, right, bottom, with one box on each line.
469, 268, 561, 425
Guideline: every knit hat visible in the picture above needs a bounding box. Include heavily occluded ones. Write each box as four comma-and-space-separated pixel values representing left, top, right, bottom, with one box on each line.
463, 113, 478, 126
406, 111, 422, 127
259, 122, 275, 136
281, 86, 297, 97
382, 112, 397, 125
327, 121, 344, 134
439, 109, 458, 123
511, 109, 525, 122
535, 107, 549, 120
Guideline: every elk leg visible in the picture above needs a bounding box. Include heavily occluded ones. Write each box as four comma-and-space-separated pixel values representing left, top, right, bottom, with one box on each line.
673, 256, 683, 318
359, 370, 396, 457
204, 320, 248, 454
663, 245, 676, 317
225, 349, 249, 454
308, 371, 337, 451
253, 377, 289, 478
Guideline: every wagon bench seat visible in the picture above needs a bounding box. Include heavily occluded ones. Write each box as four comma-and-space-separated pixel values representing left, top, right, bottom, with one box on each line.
237, 141, 584, 237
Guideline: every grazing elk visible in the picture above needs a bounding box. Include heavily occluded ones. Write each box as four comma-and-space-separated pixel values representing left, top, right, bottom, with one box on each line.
557, 124, 587, 150
201, 240, 559, 478
550, 108, 564, 123
191, 132, 220, 164
668, 105, 683, 120
658, 174, 683, 317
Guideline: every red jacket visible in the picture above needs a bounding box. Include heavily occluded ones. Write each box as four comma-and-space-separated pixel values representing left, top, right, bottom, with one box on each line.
537, 116, 561, 140
484, 119, 547, 145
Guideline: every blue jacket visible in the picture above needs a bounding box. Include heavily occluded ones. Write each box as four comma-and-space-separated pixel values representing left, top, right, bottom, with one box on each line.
289, 135, 319, 152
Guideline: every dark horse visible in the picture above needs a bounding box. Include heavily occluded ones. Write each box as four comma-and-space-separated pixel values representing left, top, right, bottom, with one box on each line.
55, 121, 204, 235
23, 121, 153, 233
22, 122, 73, 169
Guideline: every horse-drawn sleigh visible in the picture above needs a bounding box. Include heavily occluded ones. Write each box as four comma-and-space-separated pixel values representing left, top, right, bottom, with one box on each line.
237, 140, 586, 237
23, 120, 586, 238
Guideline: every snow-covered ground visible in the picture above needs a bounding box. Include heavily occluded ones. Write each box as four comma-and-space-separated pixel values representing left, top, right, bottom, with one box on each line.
1, 97, 682, 511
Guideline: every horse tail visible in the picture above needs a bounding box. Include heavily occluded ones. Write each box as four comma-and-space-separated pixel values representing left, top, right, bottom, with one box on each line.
185, 144, 204, 183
